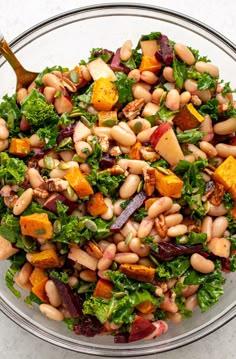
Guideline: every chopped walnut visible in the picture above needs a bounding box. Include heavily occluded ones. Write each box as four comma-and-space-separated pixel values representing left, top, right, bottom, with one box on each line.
140, 146, 160, 162
33, 188, 50, 199
98, 135, 109, 153
191, 95, 202, 106
46, 178, 69, 192
109, 146, 122, 157
98, 165, 125, 176
143, 167, 156, 196
209, 182, 225, 206
4, 194, 18, 209
122, 98, 145, 121
155, 215, 168, 239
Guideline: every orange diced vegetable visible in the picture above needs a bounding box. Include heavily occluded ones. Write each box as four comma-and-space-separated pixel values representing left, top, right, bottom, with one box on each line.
9, 138, 31, 157
27, 249, 60, 269
29, 268, 47, 286
31, 276, 49, 303
139, 55, 162, 73
145, 197, 159, 210
64, 166, 94, 199
119, 264, 155, 283
93, 278, 114, 299
213, 156, 236, 197
155, 168, 183, 198
87, 192, 108, 217
231, 204, 236, 219
20, 213, 53, 239
136, 300, 157, 314
91, 78, 118, 111
173, 103, 204, 130
98, 110, 118, 127
130, 141, 142, 160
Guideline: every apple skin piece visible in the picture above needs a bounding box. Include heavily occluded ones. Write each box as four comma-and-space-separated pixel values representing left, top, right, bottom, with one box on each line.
150, 122, 184, 167
128, 315, 156, 342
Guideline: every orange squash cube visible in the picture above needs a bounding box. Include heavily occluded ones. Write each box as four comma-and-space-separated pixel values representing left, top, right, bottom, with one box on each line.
87, 192, 108, 217
9, 138, 31, 157
29, 268, 47, 286
98, 110, 118, 127
20, 213, 53, 239
213, 156, 236, 192
155, 168, 183, 198
64, 166, 94, 199
27, 249, 60, 269
139, 55, 162, 73
31, 276, 49, 303
91, 78, 118, 111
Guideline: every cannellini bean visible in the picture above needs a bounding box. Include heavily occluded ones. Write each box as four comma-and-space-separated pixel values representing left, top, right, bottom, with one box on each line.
185, 294, 198, 311
137, 126, 158, 143
167, 224, 188, 237
213, 118, 236, 135
137, 217, 154, 238
166, 278, 177, 289
45, 280, 62, 307
79, 269, 97, 282
68, 276, 79, 288
119, 174, 140, 199
129, 237, 150, 257
184, 154, 195, 163
74, 141, 92, 159
187, 143, 207, 160
39, 304, 64, 322
207, 237, 231, 258
120, 40, 132, 61
195, 89, 212, 103
190, 253, 215, 274
120, 145, 131, 154
164, 203, 181, 215
201, 216, 213, 242
113, 199, 126, 216
14, 274, 32, 292
215, 143, 236, 158
114, 252, 139, 264
132, 82, 152, 103
13, 188, 33, 215
152, 88, 165, 105
113, 233, 125, 244
49, 167, 67, 179
165, 89, 180, 111
98, 243, 116, 271
42, 73, 63, 90
212, 216, 229, 238
180, 91, 191, 106
117, 241, 130, 252
120, 220, 137, 238
0, 139, 8, 152
165, 214, 183, 228
160, 293, 178, 313
216, 93, 230, 105
200, 115, 214, 142
174, 43, 195, 65
59, 150, 75, 162
181, 284, 199, 298
93, 126, 112, 139
140, 71, 158, 85
18, 263, 33, 285
195, 61, 219, 78
28, 168, 45, 188
128, 118, 151, 132
54, 94, 73, 114
199, 141, 217, 157
208, 203, 228, 216
43, 86, 57, 104
79, 163, 91, 176
29, 134, 44, 147
0, 124, 9, 140
142, 102, 160, 118
117, 159, 149, 174
111, 124, 136, 147
184, 79, 198, 93
101, 198, 113, 220
163, 67, 175, 83
17, 88, 28, 104
128, 69, 141, 81
166, 312, 183, 323
148, 197, 173, 219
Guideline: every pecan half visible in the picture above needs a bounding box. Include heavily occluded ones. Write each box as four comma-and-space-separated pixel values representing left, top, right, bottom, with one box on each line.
33, 188, 50, 199
155, 215, 168, 239
46, 178, 69, 192
122, 98, 145, 121
109, 146, 122, 157
209, 182, 224, 206
98, 165, 125, 176
84, 241, 103, 259
140, 146, 160, 162
99, 135, 109, 153
143, 167, 156, 196
4, 194, 18, 209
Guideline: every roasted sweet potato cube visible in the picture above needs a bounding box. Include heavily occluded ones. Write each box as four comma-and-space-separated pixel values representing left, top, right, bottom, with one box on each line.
91, 78, 118, 111
9, 138, 31, 157
27, 249, 60, 269
173, 103, 204, 130
93, 279, 114, 299
145, 197, 159, 210
29, 268, 47, 286
213, 155, 236, 191
130, 141, 142, 160
139, 55, 162, 73
20, 213, 53, 239
136, 300, 157, 314
64, 166, 94, 199
31, 276, 49, 303
87, 192, 108, 217
155, 168, 183, 198
119, 264, 155, 283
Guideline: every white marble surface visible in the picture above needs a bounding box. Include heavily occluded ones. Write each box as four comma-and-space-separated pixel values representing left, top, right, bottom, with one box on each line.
0, 0, 235, 358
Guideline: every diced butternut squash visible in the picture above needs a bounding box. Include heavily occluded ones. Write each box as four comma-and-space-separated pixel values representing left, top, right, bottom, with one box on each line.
130, 141, 142, 160
136, 300, 157, 314
31, 276, 49, 303
155, 168, 183, 198
98, 110, 118, 127
119, 264, 155, 283
213, 156, 236, 196
93, 278, 114, 299
20, 213, 53, 239
87, 192, 108, 217
87, 58, 117, 81
27, 249, 60, 269
9, 138, 31, 157
145, 197, 159, 210
64, 166, 94, 199
140, 40, 160, 56
91, 78, 118, 111
29, 268, 47, 286
139, 55, 162, 73
173, 103, 204, 130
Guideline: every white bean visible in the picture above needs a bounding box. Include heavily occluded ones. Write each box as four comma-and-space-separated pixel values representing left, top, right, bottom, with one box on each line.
98, 243, 116, 271
43, 86, 57, 104
79, 269, 97, 282
152, 88, 165, 105
195, 90, 211, 103
215, 143, 236, 158
180, 91, 191, 106
164, 203, 181, 215
201, 216, 213, 242
39, 304, 64, 321
212, 216, 229, 238
128, 69, 141, 81
187, 143, 207, 160
132, 83, 152, 103
120, 220, 137, 238
42, 73, 63, 90
165, 214, 183, 228
208, 203, 228, 216
163, 67, 175, 83
75, 141, 92, 159
148, 197, 173, 219
54, 94, 73, 114
129, 238, 150, 257
213, 118, 236, 135
101, 198, 113, 220
117, 159, 149, 174
113, 199, 126, 216
165, 89, 180, 111
0, 124, 9, 140
185, 294, 198, 311
111, 125, 136, 147
167, 224, 188, 237
140, 71, 158, 85
28, 168, 45, 188
29, 134, 44, 147
200, 115, 214, 142
114, 252, 139, 264
195, 61, 219, 78
142, 102, 160, 118
190, 253, 215, 274
13, 188, 33, 215
17, 88, 28, 104
119, 174, 140, 199
199, 141, 217, 157
137, 217, 154, 238
0, 139, 8, 152
93, 126, 112, 139
120, 40, 132, 61
59, 150, 75, 162
184, 79, 198, 93
18, 263, 33, 285
137, 126, 158, 143
174, 43, 195, 65
45, 280, 62, 307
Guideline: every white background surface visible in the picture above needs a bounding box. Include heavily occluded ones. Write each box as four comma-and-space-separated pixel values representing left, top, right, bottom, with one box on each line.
0, 0, 235, 358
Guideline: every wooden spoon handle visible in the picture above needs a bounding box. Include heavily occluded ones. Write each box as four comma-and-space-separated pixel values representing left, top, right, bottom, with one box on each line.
0, 34, 25, 76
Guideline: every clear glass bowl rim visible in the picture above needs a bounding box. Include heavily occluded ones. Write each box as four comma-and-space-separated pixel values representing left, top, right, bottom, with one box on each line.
0, 2, 235, 357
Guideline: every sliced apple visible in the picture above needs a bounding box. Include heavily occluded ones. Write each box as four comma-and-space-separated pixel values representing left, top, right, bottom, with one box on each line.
87, 58, 117, 81
150, 122, 184, 167
141, 40, 159, 56
128, 315, 156, 342
0, 236, 19, 260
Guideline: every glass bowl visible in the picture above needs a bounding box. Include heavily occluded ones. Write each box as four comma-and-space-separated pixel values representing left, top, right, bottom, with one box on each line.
0, 3, 235, 357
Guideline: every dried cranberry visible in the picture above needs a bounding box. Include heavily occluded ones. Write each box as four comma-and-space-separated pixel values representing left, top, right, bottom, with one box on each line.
99, 154, 115, 169
74, 316, 103, 337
